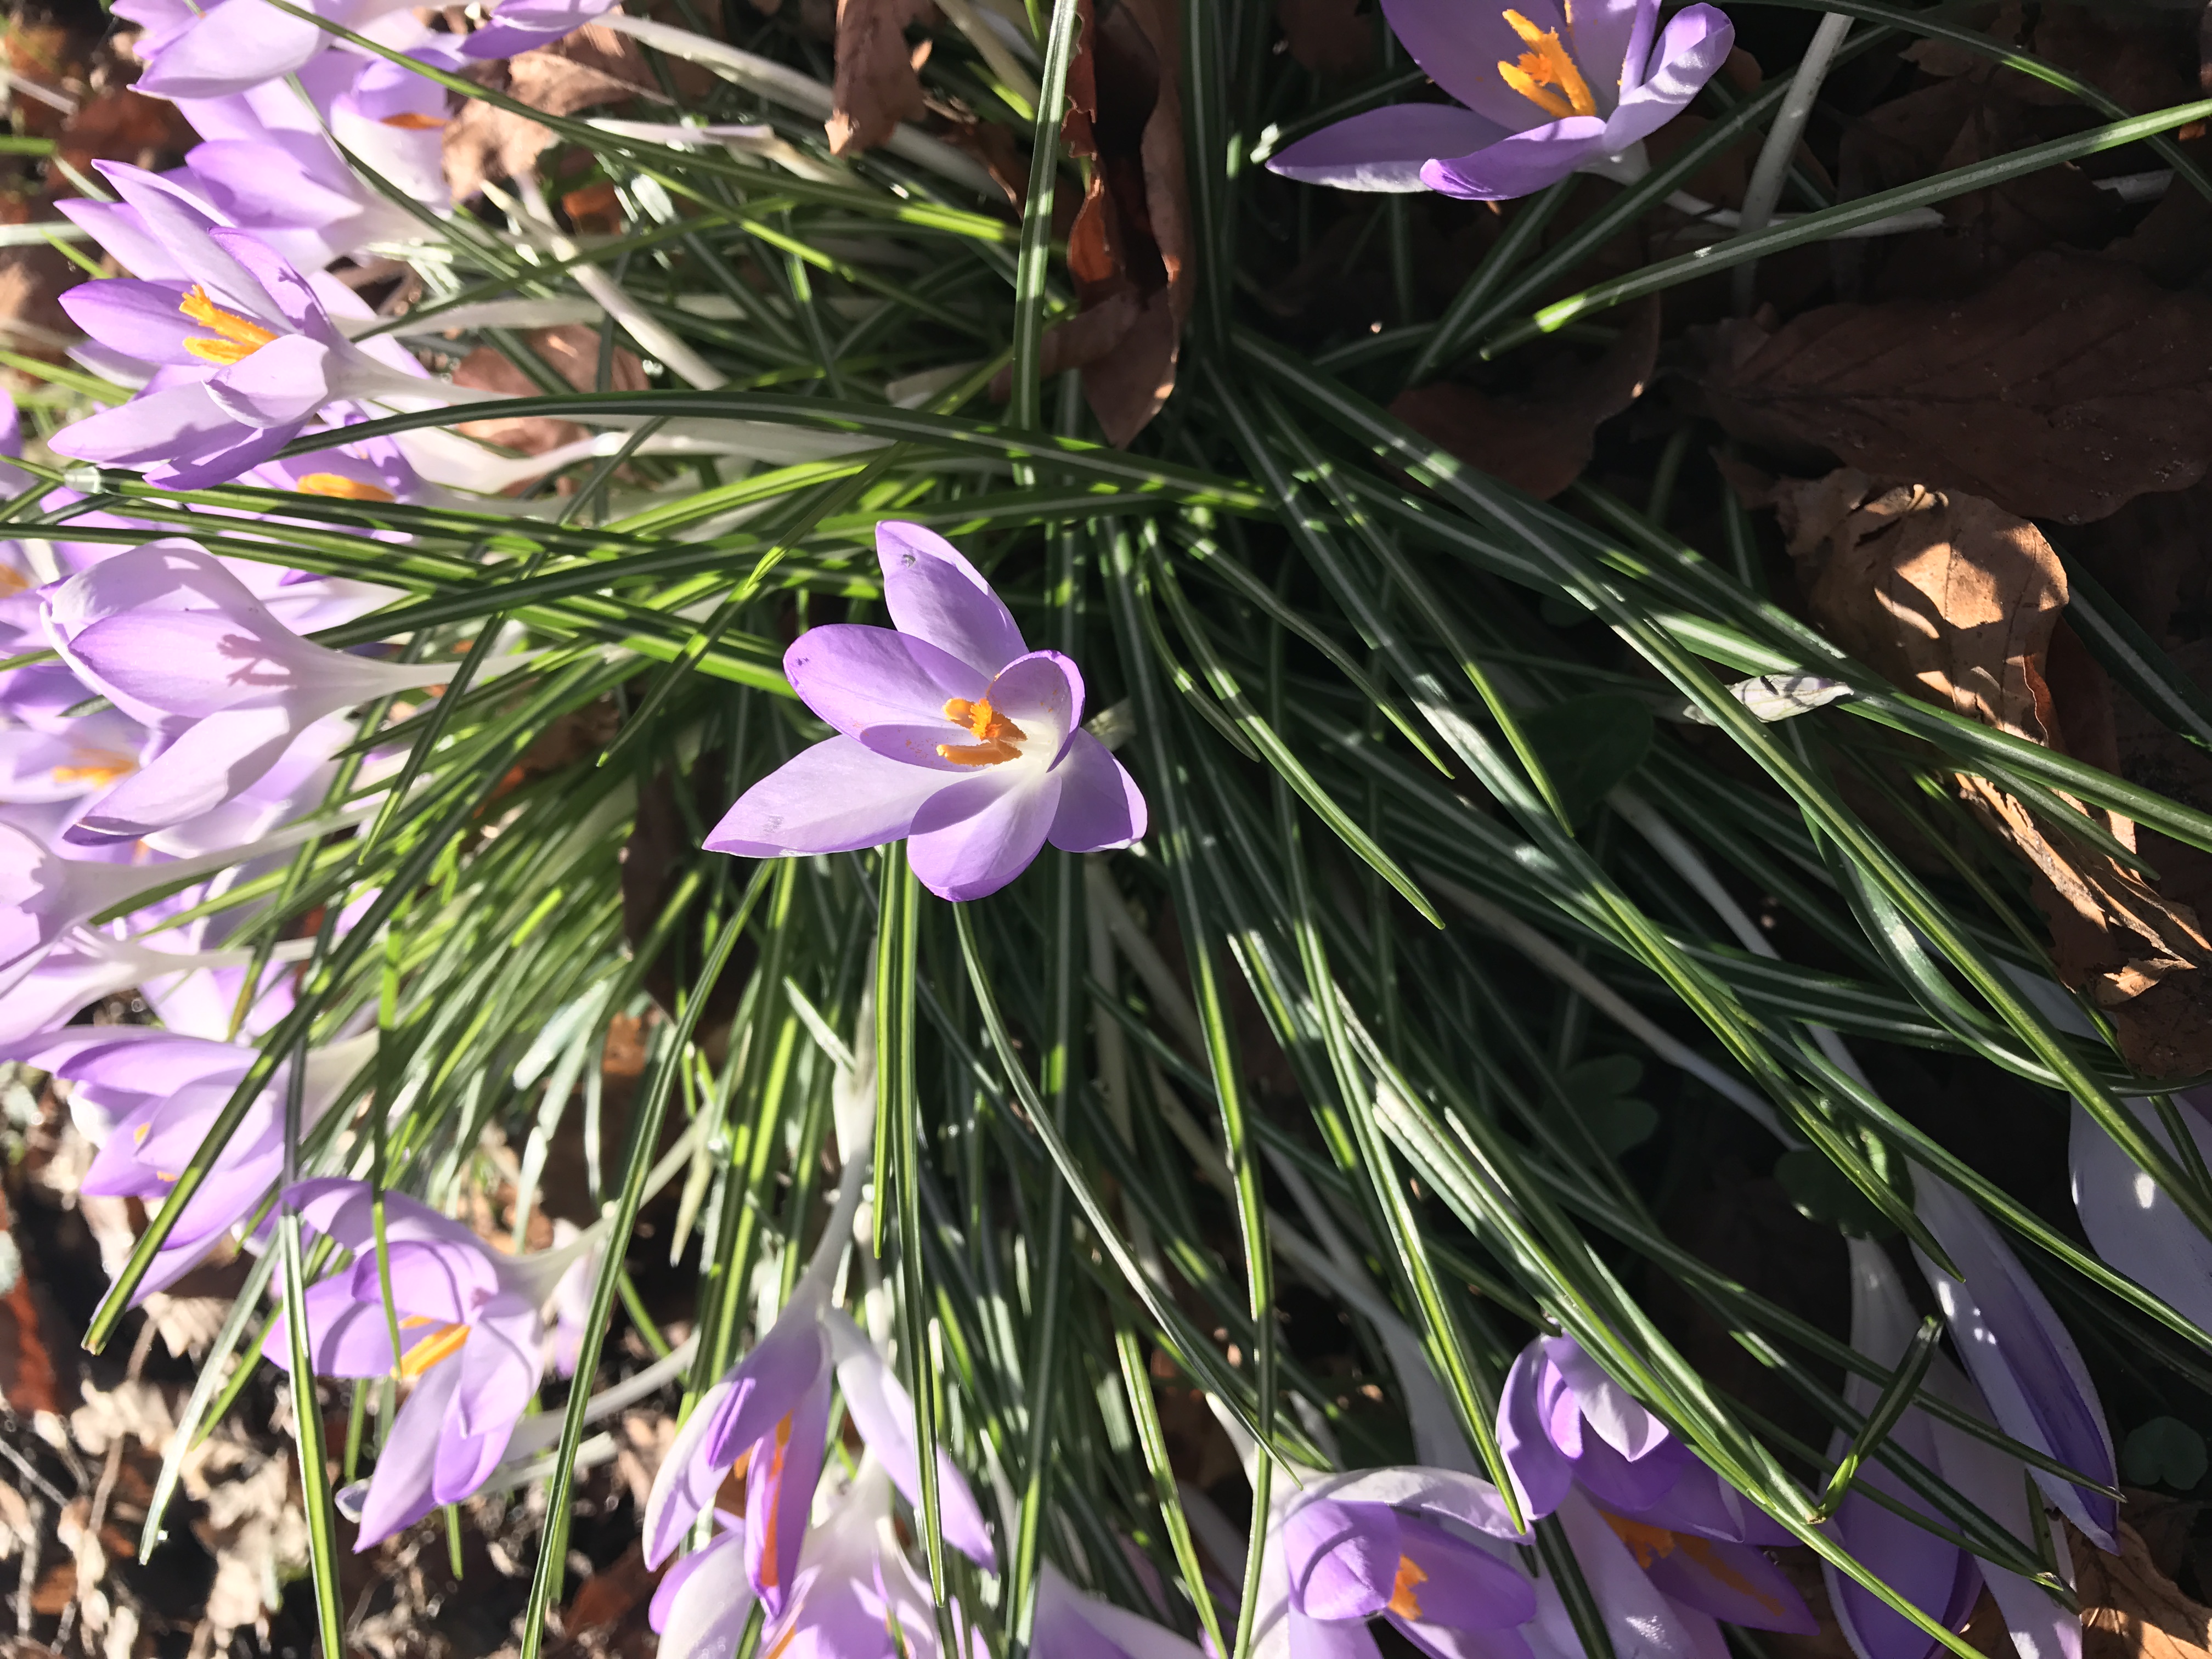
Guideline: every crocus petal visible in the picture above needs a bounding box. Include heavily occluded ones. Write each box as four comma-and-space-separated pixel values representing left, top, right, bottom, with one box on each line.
1630, 1528, 1815, 1633
346, 1239, 479, 1327
133, 0, 329, 100
1285, 1498, 1401, 1619
2070, 1098, 2212, 1339
1384, 1511, 1537, 1628
645, 1376, 737, 1568
876, 520, 1028, 679
260, 1277, 400, 1376
451, 1291, 543, 1443
906, 767, 1060, 901
748, 1369, 834, 1615
657, 1527, 759, 1659
1288, 1607, 1387, 1659
1912, 1173, 2117, 1550
206, 334, 332, 428
355, 1357, 460, 1548
1497, 1344, 1576, 1521
47, 383, 271, 477
785, 623, 988, 754
983, 650, 1084, 761
72, 706, 303, 840
284, 1175, 498, 1261
58, 279, 208, 366
1546, 1338, 1671, 1462
707, 736, 963, 857
1421, 118, 1608, 200
1575, 0, 1654, 100
187, 139, 363, 230
826, 1313, 995, 1565
1308, 1466, 1530, 1541
57, 200, 183, 281
1553, 1490, 1713, 1659
1600, 5, 1735, 152
1269, 104, 1513, 191
1376, 0, 1567, 127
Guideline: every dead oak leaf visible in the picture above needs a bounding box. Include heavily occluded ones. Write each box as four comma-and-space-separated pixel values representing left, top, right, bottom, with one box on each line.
1749, 465, 2212, 1074
1390, 297, 1661, 499
443, 26, 658, 201
827, 0, 931, 156
2076, 1521, 2212, 1659
1705, 251, 2212, 524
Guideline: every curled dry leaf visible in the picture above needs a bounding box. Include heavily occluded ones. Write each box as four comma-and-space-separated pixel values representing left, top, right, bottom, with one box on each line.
454, 322, 650, 460
443, 24, 658, 201
827, 0, 931, 156
1391, 297, 1661, 499
1750, 465, 2212, 1075
1038, 0, 1192, 447
1705, 252, 2212, 524
2075, 1521, 2212, 1659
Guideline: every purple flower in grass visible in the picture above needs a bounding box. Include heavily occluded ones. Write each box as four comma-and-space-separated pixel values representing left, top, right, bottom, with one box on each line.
650, 1516, 757, 1659
1498, 1335, 1792, 1548
1266, 0, 1733, 200
761, 1457, 977, 1659
2072, 1092, 2212, 1350
53, 164, 455, 489
3, 1025, 371, 1297
41, 540, 449, 844
461, 0, 620, 60
1037, 1563, 1208, 1659
123, 0, 425, 103
644, 1278, 992, 1606
708, 522, 1144, 902
262, 1177, 596, 1547
1827, 1239, 2081, 1659
0, 663, 154, 809
1910, 1171, 2117, 1553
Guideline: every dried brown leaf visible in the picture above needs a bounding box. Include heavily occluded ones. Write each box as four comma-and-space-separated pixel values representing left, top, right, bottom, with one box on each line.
1053, 0, 1192, 447
826, 0, 930, 156
1757, 466, 2212, 1074
1276, 0, 1372, 76
1390, 297, 1661, 499
443, 27, 655, 200
53, 88, 194, 180
1705, 252, 2212, 523
2078, 1521, 2212, 1659
454, 323, 649, 459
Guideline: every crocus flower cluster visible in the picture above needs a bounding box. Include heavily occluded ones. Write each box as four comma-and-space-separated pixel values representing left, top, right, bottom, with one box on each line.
1267, 0, 1734, 199
710, 522, 1146, 901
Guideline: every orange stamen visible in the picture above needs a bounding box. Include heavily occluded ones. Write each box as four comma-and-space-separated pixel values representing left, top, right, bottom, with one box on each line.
936, 695, 1028, 768
1601, 1512, 1678, 1569
381, 111, 447, 129
296, 473, 396, 503
178, 284, 278, 366
52, 748, 137, 788
1498, 10, 1599, 119
757, 1412, 794, 1589
1387, 1553, 1429, 1619
398, 1320, 470, 1378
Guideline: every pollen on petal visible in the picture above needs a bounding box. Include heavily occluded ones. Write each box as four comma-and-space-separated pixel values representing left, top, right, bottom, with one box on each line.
1497, 10, 1600, 118
51, 748, 138, 788
297, 473, 397, 502
936, 695, 1028, 766
1387, 1553, 1429, 1619
179, 284, 278, 365
380, 111, 447, 129
1600, 1511, 1679, 1570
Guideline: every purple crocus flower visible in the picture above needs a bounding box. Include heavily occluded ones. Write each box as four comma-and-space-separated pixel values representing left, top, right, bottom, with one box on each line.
0, 663, 153, 809
644, 1278, 992, 1605
1266, 0, 1733, 200
1036, 1562, 1208, 1659
461, 0, 619, 59
52, 164, 455, 489
122, 0, 424, 103
757, 1457, 975, 1659
41, 540, 449, 844
3, 1025, 370, 1297
707, 522, 1145, 902
262, 1177, 595, 1547
1497, 1336, 1791, 1549
1910, 1171, 2118, 1553
1826, 1240, 2082, 1659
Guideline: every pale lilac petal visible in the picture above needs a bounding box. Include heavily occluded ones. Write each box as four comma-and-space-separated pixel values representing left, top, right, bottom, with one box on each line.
1288, 1608, 1386, 1659
452, 1292, 541, 1442
906, 768, 1059, 901
784, 623, 987, 753
983, 651, 1084, 760
1601, 6, 1735, 151
57, 200, 183, 281
646, 1377, 738, 1568
344, 1239, 478, 1327
65, 611, 294, 717
1286, 1499, 1401, 1619
1389, 1622, 1535, 1659
707, 737, 964, 857
1379, 1511, 1534, 1628
58, 279, 206, 366
656, 1527, 759, 1659
1577, 0, 1654, 99
1636, 1531, 1815, 1633
284, 1176, 494, 1259
827, 1317, 994, 1565
1497, 1345, 1576, 1520
1912, 1174, 2117, 1550
206, 334, 332, 428
748, 1369, 834, 1614
1568, 1434, 1694, 1514
1553, 1491, 1712, 1659
1310, 1466, 1528, 1541
431, 1405, 511, 1507
354, 1357, 461, 1547
652, 1524, 743, 1632
1545, 1340, 1669, 1461
1379, 0, 1566, 127
1421, 119, 1607, 200
260, 1278, 399, 1376
188, 140, 363, 229
133, 1074, 260, 1169
0, 729, 127, 804
2070, 1099, 2212, 1339
133, 0, 328, 101
876, 520, 1027, 678
97, 165, 279, 324
1269, 105, 1513, 191
73, 706, 303, 839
